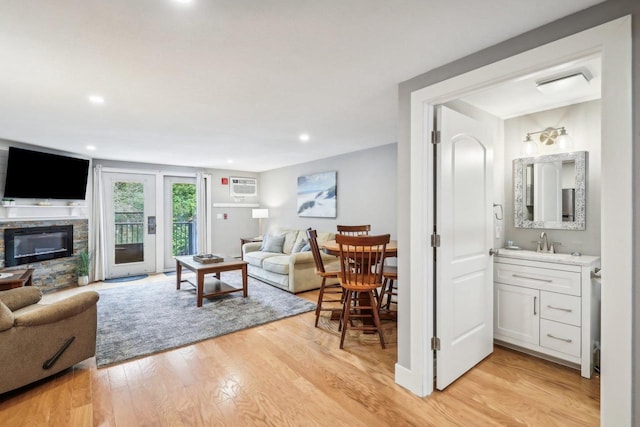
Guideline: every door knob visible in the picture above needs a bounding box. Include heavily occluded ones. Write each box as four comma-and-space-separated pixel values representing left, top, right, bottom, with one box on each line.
489, 248, 498, 256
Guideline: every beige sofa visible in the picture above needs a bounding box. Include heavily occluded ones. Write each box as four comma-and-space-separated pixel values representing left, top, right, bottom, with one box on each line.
242, 227, 339, 293
0, 286, 99, 395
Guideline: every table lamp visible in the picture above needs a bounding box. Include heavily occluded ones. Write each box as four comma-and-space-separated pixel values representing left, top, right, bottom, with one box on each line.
252, 208, 269, 238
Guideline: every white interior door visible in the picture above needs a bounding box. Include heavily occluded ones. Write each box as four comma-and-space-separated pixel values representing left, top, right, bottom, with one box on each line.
103, 172, 156, 278
435, 104, 494, 390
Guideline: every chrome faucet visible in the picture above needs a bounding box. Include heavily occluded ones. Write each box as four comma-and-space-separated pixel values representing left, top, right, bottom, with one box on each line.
538, 232, 550, 253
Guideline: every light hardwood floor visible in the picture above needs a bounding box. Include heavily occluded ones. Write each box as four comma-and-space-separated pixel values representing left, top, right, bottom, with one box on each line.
0, 274, 600, 426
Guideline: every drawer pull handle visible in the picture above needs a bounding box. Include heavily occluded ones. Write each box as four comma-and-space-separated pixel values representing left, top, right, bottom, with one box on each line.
547, 305, 573, 313
546, 333, 572, 343
533, 296, 537, 315
512, 274, 553, 283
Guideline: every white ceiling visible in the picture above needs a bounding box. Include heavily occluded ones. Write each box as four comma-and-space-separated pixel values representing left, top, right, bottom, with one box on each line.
0, 0, 605, 172
462, 56, 601, 119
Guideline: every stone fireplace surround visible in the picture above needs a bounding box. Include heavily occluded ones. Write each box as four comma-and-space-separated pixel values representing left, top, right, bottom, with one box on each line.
0, 219, 88, 292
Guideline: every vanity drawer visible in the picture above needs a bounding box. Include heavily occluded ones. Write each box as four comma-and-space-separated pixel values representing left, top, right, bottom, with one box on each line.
540, 319, 581, 357
494, 263, 580, 296
540, 291, 581, 326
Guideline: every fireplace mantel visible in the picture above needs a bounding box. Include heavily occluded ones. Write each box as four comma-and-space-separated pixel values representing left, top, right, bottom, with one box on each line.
0, 204, 88, 221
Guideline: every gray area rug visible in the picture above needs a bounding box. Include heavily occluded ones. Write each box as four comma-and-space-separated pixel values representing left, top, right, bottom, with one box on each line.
95, 273, 316, 367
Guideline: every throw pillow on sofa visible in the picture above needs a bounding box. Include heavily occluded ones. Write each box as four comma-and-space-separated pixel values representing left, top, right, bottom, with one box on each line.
260, 234, 285, 253
291, 238, 310, 253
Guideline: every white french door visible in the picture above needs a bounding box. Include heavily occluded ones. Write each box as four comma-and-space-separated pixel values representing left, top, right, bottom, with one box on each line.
103, 172, 156, 278
434, 104, 494, 389
163, 176, 197, 270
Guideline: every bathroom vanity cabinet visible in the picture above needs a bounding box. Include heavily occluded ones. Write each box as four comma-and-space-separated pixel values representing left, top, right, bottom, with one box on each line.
493, 250, 600, 378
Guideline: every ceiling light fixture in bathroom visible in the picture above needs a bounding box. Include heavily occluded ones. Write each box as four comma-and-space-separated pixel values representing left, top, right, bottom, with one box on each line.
536, 69, 592, 94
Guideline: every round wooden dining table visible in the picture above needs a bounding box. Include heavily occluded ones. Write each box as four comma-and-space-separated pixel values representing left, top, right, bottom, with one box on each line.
321, 239, 398, 257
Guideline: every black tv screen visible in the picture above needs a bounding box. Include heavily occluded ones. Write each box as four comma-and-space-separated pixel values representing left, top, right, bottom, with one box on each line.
3, 147, 90, 200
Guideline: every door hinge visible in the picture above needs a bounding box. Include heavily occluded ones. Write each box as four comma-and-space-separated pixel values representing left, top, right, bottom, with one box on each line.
431, 130, 441, 144
431, 337, 441, 351
431, 233, 441, 248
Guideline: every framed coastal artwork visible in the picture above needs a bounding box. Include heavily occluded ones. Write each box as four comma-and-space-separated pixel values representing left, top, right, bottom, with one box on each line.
297, 171, 337, 218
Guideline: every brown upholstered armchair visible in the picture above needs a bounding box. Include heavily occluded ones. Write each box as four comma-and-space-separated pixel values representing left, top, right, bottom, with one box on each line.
0, 286, 99, 395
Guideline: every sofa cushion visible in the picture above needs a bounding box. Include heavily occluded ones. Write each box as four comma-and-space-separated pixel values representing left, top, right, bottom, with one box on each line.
0, 302, 14, 331
244, 251, 280, 268
282, 229, 301, 254
260, 234, 285, 253
262, 255, 291, 275
315, 231, 334, 244
0, 287, 42, 311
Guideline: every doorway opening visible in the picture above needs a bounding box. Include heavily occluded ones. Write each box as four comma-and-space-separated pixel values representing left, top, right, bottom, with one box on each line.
402, 18, 631, 425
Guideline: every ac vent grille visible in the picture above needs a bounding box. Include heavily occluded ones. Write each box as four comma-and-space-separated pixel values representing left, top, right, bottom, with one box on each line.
230, 177, 257, 197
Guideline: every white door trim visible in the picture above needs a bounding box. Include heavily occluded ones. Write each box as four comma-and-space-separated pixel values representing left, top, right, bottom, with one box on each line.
402, 15, 632, 426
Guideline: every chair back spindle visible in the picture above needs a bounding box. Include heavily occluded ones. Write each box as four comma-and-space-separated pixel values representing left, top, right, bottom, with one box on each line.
336, 224, 371, 236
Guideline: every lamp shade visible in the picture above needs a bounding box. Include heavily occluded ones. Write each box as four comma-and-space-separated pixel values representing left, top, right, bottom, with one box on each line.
522, 135, 538, 156
252, 208, 269, 219
555, 128, 573, 151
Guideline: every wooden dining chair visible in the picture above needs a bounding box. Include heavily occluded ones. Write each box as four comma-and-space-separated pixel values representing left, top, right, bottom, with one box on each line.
378, 264, 397, 313
336, 224, 371, 236
306, 228, 342, 328
336, 233, 389, 349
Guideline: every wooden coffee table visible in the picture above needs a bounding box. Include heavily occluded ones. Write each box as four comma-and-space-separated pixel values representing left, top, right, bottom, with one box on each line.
175, 255, 248, 307
0, 268, 35, 291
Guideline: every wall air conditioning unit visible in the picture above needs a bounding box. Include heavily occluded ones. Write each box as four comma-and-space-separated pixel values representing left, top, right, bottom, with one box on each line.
229, 177, 257, 198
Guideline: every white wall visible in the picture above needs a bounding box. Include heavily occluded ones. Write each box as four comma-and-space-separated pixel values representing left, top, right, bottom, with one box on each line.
259, 143, 397, 238
503, 100, 601, 256
208, 169, 259, 257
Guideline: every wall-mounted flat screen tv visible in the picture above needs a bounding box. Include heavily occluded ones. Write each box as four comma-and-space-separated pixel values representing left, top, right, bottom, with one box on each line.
3, 147, 90, 200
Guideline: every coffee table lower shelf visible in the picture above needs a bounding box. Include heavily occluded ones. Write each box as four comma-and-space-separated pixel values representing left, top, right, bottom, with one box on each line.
184, 277, 244, 299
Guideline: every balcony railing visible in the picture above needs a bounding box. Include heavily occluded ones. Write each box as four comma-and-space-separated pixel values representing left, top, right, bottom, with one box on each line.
114, 211, 196, 256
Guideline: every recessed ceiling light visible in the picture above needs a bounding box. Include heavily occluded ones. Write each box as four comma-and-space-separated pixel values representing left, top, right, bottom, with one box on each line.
86, 145, 96, 151
299, 133, 310, 142
88, 95, 105, 104
227, 159, 233, 164
174, 0, 193, 4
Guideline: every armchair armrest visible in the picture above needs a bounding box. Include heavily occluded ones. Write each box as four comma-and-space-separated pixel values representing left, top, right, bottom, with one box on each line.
0, 286, 42, 311
14, 291, 99, 327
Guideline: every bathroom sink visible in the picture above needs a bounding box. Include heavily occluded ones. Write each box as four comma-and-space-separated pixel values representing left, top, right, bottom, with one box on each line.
497, 248, 575, 262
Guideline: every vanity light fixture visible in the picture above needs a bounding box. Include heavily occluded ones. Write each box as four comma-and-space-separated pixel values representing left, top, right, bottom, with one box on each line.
522, 134, 538, 156
555, 127, 574, 151
522, 126, 572, 155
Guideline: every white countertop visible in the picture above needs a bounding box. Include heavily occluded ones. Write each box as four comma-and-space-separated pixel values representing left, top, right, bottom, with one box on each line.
495, 248, 600, 267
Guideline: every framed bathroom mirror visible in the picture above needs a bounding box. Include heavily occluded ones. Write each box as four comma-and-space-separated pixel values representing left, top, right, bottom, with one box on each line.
513, 151, 587, 230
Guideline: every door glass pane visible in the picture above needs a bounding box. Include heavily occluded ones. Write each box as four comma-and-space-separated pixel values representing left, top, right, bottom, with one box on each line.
172, 183, 197, 256
114, 181, 144, 264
